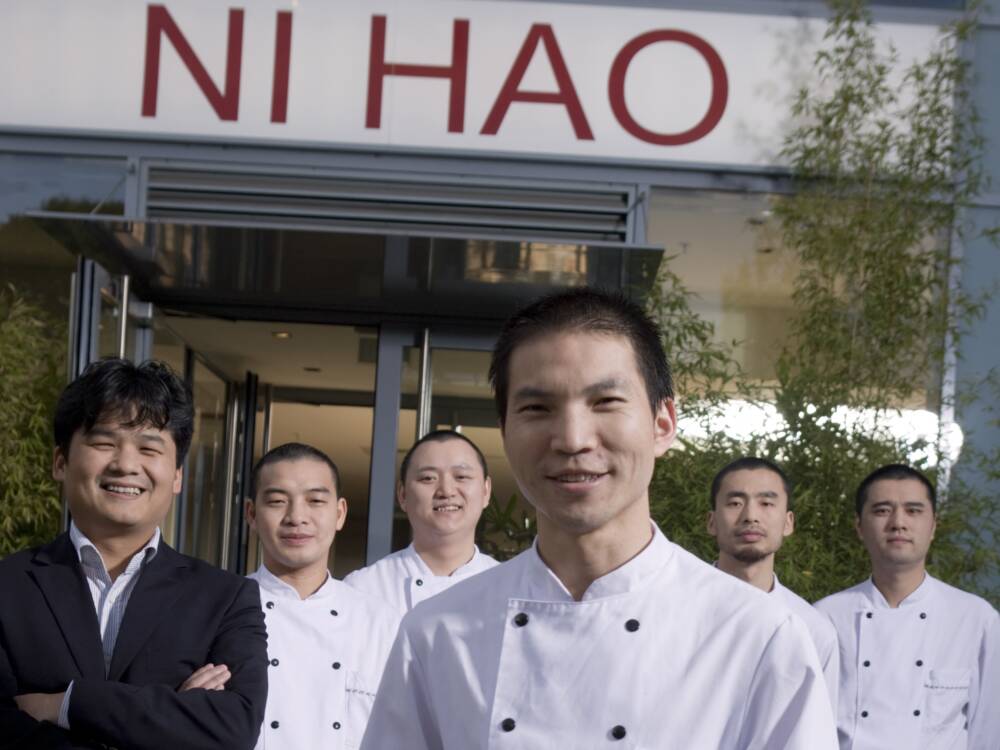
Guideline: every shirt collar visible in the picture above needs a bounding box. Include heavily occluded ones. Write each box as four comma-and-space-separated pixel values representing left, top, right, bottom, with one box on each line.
69, 520, 159, 575
404, 543, 480, 578
254, 564, 335, 600
863, 572, 934, 609
525, 521, 674, 601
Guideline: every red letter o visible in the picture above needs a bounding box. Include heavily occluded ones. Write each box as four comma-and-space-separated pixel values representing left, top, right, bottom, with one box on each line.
608, 30, 728, 146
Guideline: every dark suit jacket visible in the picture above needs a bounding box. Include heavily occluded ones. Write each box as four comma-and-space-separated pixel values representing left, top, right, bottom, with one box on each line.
0, 533, 268, 750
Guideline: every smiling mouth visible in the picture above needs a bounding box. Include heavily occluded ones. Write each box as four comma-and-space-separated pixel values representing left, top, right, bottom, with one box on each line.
433, 504, 463, 513
550, 472, 606, 484
101, 483, 144, 497
280, 535, 313, 544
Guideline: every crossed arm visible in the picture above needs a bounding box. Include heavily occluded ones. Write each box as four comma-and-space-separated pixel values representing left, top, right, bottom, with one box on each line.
2, 579, 268, 750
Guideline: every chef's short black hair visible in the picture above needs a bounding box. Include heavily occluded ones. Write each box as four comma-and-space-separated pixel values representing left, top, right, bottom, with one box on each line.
855, 464, 936, 515
54, 358, 194, 468
250, 442, 341, 499
399, 430, 489, 483
710, 457, 792, 510
489, 287, 673, 426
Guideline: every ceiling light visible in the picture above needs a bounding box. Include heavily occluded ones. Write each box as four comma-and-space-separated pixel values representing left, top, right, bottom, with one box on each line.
272, 331, 292, 340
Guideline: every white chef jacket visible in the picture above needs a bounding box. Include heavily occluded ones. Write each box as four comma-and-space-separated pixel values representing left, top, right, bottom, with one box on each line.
815, 574, 1000, 750
248, 566, 401, 750
343, 543, 498, 616
772, 574, 841, 712
360, 525, 838, 749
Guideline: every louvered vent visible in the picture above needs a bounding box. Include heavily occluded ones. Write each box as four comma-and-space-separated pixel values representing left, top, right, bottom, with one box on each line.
143, 165, 632, 243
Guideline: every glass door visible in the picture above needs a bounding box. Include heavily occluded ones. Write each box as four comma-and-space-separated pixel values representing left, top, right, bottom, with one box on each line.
391, 330, 521, 554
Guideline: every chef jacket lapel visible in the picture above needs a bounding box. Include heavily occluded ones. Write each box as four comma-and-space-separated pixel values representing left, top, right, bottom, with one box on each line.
852, 578, 933, 750
256, 569, 350, 750
487, 529, 671, 749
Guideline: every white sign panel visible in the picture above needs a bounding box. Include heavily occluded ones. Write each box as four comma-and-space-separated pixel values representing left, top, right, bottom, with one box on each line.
0, 0, 940, 167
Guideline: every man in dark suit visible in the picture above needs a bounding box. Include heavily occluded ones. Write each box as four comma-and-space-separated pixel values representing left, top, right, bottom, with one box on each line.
0, 358, 268, 749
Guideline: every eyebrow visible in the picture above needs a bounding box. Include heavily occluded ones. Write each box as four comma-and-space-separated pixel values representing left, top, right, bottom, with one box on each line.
414, 462, 475, 473
263, 486, 331, 495
511, 378, 628, 401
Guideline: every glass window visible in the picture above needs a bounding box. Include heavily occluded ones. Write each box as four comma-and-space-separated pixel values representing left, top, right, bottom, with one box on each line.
646, 189, 796, 387
0, 153, 128, 219
182, 359, 229, 566
395, 344, 520, 553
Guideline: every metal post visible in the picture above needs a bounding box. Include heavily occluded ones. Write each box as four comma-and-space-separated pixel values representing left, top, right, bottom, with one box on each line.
416, 327, 433, 439
366, 325, 411, 564
261, 384, 274, 453
116, 274, 130, 359
219, 385, 240, 569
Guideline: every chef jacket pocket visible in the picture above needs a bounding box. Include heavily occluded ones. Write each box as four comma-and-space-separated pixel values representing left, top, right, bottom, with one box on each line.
923, 669, 971, 731
344, 670, 377, 748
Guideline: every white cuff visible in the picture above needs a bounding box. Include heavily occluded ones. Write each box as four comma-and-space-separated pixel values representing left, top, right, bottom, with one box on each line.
57, 681, 73, 729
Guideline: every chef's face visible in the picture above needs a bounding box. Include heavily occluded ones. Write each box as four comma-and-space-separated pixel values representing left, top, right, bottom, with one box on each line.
856, 478, 936, 572
707, 468, 793, 564
501, 330, 675, 538
247, 458, 347, 575
398, 438, 491, 543
53, 418, 183, 543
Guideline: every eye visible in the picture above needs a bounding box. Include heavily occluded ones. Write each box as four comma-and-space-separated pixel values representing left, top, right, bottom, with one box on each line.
595, 396, 624, 406
140, 447, 162, 456
309, 497, 328, 505
516, 403, 547, 414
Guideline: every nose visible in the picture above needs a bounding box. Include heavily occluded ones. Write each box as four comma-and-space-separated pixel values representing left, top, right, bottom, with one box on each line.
888, 506, 908, 531
738, 502, 758, 525
551, 405, 597, 455
107, 444, 141, 474
283, 498, 308, 525
435, 474, 456, 497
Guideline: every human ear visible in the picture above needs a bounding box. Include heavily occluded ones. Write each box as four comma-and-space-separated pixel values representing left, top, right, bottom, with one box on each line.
652, 399, 677, 458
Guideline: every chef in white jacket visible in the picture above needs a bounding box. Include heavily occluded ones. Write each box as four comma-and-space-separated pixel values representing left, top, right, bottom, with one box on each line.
245, 442, 400, 750
361, 288, 837, 749
707, 456, 840, 711
816, 464, 1000, 750
344, 430, 498, 615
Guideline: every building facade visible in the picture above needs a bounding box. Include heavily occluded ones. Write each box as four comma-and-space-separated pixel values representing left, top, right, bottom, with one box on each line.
1, 0, 996, 576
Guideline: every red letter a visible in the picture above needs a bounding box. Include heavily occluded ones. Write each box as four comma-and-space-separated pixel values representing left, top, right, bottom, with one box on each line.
481, 24, 593, 140
142, 5, 244, 121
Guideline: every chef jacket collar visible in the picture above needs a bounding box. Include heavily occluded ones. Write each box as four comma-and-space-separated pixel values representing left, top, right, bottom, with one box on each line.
525, 521, 673, 601
404, 542, 480, 578
254, 563, 336, 600
863, 572, 933, 609
711, 560, 780, 594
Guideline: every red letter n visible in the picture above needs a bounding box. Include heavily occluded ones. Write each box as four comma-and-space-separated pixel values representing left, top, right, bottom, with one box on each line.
142, 5, 244, 121
481, 24, 593, 140
366, 15, 469, 133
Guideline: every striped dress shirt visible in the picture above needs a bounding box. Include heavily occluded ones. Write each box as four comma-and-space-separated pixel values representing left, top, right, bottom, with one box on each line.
56, 521, 160, 729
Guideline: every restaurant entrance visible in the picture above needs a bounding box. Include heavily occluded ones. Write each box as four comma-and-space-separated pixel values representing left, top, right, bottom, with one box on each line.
36, 215, 661, 574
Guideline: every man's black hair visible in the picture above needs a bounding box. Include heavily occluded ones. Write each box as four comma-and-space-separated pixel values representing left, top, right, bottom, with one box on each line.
399, 430, 489, 483
709, 456, 793, 510
250, 442, 342, 500
855, 464, 936, 515
54, 358, 194, 467
488, 287, 673, 425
